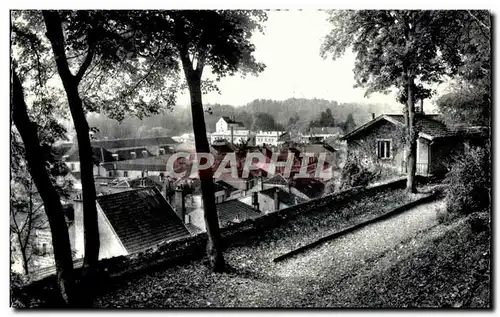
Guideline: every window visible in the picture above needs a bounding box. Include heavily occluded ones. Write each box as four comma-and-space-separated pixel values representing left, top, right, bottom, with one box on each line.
124, 171, 128, 177
142, 150, 148, 157
130, 152, 137, 159
108, 171, 113, 177
377, 140, 392, 159
70, 163, 75, 171
42, 243, 47, 256
159, 148, 165, 155
112, 153, 119, 160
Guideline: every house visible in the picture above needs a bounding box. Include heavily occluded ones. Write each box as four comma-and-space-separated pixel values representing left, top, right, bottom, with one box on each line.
71, 187, 191, 260
211, 116, 251, 144
13, 188, 190, 277
341, 113, 479, 176
239, 187, 306, 213
300, 127, 344, 143
255, 130, 286, 147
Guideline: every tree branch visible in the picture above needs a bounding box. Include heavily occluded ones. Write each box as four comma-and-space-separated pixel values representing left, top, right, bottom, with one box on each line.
467, 10, 490, 31
75, 28, 97, 83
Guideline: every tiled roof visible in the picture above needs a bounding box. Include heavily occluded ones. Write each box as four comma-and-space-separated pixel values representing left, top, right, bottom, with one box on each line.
260, 187, 306, 206
386, 114, 450, 138
342, 113, 454, 141
264, 174, 289, 186
216, 199, 261, 226
96, 187, 191, 254
214, 180, 239, 193
185, 223, 203, 236
302, 143, 336, 154
91, 137, 177, 150
221, 116, 245, 127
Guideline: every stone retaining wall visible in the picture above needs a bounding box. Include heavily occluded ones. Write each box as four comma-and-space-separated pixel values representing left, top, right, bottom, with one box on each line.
16, 177, 410, 292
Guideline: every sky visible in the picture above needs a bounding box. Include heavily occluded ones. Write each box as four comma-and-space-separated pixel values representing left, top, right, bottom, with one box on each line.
178, 10, 405, 108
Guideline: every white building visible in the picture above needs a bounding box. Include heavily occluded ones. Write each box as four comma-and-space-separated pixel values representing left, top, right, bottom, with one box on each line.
211, 116, 251, 144
255, 130, 286, 147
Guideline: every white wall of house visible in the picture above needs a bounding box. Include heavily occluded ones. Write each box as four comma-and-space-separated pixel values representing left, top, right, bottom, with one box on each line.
70, 200, 128, 261
65, 161, 80, 172
255, 131, 284, 146
210, 130, 250, 144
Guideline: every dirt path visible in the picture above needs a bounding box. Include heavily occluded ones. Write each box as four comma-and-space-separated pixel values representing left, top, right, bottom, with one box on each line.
93, 198, 449, 308
251, 198, 447, 307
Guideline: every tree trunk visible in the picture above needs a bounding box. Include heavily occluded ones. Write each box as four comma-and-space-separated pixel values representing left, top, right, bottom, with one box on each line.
406, 77, 417, 193
12, 71, 75, 306
184, 71, 225, 272
65, 85, 101, 301
20, 243, 29, 275
43, 11, 100, 303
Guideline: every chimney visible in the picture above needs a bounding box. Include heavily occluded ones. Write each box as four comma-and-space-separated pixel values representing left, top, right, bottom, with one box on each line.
371, 113, 376, 120
252, 191, 260, 211
274, 188, 280, 211
257, 176, 264, 191
174, 187, 186, 222
420, 99, 424, 114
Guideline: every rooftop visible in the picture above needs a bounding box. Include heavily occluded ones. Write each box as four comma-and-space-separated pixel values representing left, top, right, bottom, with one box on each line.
96, 187, 191, 254
309, 127, 344, 135
342, 113, 455, 141
91, 136, 177, 150
216, 199, 261, 227
260, 187, 306, 206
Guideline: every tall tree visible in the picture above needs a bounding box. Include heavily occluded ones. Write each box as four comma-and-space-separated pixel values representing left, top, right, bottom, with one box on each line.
42, 11, 101, 288
11, 71, 75, 305
40, 10, 180, 302
343, 113, 357, 133
321, 10, 472, 192
138, 10, 266, 271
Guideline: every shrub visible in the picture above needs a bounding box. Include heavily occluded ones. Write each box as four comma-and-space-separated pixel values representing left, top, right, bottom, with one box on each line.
444, 146, 490, 215
340, 158, 376, 189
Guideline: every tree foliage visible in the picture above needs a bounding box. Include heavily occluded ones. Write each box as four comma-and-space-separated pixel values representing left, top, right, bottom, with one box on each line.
252, 112, 283, 131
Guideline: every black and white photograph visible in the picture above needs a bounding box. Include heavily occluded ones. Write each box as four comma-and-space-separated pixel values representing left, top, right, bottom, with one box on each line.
7, 3, 492, 309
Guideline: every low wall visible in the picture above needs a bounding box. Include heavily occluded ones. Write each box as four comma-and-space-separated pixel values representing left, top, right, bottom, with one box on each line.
16, 178, 409, 293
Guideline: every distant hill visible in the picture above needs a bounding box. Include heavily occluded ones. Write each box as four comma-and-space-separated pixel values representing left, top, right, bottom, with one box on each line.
85, 98, 404, 139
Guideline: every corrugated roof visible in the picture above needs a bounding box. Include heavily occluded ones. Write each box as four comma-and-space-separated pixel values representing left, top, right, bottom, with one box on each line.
96, 187, 191, 254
